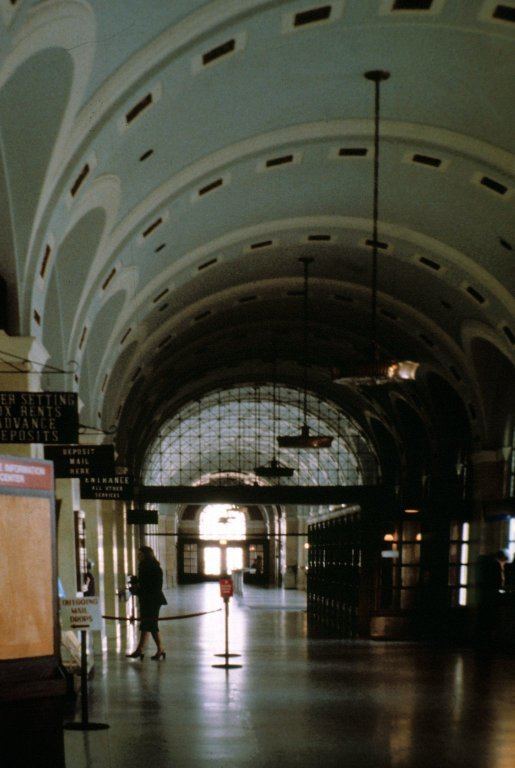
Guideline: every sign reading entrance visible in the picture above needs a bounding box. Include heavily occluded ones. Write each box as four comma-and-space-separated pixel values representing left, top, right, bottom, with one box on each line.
80, 474, 132, 500
0, 392, 78, 444
44, 444, 115, 478
127, 509, 158, 525
219, 577, 234, 599
60, 597, 102, 631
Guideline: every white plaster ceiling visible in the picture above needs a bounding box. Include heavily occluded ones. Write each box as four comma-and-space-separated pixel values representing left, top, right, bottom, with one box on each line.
0, 0, 513, 460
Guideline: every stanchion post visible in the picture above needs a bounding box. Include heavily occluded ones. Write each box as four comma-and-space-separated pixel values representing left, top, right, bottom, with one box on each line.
62, 597, 109, 732
213, 577, 242, 669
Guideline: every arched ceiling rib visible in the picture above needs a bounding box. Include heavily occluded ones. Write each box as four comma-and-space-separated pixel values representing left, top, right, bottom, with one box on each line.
0, 0, 513, 458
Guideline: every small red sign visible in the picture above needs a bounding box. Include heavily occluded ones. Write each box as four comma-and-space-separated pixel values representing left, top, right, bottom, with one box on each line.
0, 455, 53, 491
219, 577, 234, 598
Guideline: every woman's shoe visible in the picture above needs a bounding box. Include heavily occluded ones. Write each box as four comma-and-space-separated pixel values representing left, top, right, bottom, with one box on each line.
151, 650, 166, 660
125, 650, 144, 659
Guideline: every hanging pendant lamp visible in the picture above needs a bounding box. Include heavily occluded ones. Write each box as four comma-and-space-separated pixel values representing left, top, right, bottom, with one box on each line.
278, 258, 333, 449
255, 351, 295, 477
332, 70, 419, 386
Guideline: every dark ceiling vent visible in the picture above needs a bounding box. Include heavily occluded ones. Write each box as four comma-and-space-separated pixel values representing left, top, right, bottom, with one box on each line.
308, 234, 331, 241
70, 163, 90, 197
266, 154, 294, 168
480, 176, 508, 195
420, 333, 434, 347
334, 293, 353, 302
392, 0, 433, 9
381, 308, 397, 320
102, 268, 116, 290
503, 325, 515, 344
198, 257, 217, 271
75, 374, 80, 385
493, 4, 515, 22
239, 295, 257, 303
365, 238, 389, 250
40, 244, 51, 278
158, 303, 168, 312
449, 366, 462, 382
499, 237, 512, 250
339, 147, 367, 157
154, 243, 166, 253
294, 5, 332, 26
126, 93, 153, 124
194, 310, 211, 322
468, 403, 477, 420
79, 326, 87, 350
198, 178, 223, 196
142, 217, 162, 238
158, 334, 172, 349
120, 328, 132, 344
250, 240, 273, 249
202, 39, 235, 66
412, 153, 442, 168
153, 288, 169, 303
287, 290, 305, 296
419, 256, 441, 270
101, 373, 108, 393
33, 309, 41, 326
139, 149, 154, 162
466, 286, 485, 304
441, 299, 452, 309
131, 367, 142, 382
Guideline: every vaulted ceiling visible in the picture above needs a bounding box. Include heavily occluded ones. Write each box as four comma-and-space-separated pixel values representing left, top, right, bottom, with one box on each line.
0, 0, 513, 469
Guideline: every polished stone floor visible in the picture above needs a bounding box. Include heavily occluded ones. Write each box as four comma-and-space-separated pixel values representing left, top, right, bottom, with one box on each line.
64, 584, 515, 768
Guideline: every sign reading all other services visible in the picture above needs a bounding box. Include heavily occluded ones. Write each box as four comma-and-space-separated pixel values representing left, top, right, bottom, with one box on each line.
0, 392, 79, 444
44, 444, 115, 478
60, 597, 102, 631
80, 474, 132, 500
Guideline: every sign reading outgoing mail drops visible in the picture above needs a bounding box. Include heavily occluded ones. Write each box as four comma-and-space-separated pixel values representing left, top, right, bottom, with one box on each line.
60, 597, 102, 631
44, 444, 115, 478
0, 392, 79, 444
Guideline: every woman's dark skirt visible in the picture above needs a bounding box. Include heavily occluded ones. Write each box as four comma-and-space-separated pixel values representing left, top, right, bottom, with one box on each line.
139, 598, 162, 633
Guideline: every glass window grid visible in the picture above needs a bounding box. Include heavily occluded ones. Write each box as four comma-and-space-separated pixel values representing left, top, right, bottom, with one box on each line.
142, 384, 379, 488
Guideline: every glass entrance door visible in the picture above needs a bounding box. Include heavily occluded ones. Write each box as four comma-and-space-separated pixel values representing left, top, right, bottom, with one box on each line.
204, 547, 221, 575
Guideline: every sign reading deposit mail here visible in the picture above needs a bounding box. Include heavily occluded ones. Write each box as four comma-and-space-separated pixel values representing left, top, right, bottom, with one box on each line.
60, 597, 102, 631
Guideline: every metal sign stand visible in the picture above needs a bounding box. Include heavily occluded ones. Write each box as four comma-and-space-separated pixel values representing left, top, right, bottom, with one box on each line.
213, 578, 242, 669
64, 630, 109, 732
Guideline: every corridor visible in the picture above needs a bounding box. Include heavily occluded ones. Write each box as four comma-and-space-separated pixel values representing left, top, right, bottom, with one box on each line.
64, 585, 515, 768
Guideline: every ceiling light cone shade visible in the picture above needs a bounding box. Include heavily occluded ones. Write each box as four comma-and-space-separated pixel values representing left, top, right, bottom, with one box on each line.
254, 458, 295, 478
332, 360, 419, 386
277, 424, 333, 449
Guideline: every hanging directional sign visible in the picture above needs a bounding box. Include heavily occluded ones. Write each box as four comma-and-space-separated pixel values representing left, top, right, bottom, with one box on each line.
126, 509, 158, 525
44, 445, 115, 478
80, 474, 132, 500
0, 392, 78, 444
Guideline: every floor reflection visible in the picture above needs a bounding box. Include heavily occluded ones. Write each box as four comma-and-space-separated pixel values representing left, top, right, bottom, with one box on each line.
64, 583, 515, 768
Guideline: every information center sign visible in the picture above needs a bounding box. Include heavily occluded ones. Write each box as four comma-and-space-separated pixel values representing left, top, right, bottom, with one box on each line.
44, 444, 115, 478
0, 392, 78, 444
80, 474, 132, 500
0, 455, 53, 491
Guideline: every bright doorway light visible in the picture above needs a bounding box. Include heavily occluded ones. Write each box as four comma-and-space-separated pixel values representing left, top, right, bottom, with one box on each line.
199, 504, 246, 541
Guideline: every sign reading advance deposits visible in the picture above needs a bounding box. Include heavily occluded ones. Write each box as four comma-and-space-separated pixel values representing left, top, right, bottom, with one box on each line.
80, 474, 132, 500
0, 392, 78, 444
44, 445, 115, 479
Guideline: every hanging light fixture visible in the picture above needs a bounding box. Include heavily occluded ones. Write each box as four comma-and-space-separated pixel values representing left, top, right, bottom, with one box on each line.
278, 258, 333, 449
332, 70, 419, 386
255, 349, 295, 477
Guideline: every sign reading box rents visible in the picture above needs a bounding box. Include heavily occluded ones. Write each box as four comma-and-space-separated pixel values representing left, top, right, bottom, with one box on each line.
60, 597, 102, 631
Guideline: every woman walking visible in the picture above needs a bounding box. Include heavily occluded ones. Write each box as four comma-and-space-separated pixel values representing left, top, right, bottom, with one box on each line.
126, 546, 167, 660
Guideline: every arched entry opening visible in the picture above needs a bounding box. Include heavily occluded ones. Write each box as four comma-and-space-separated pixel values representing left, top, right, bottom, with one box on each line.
177, 503, 269, 585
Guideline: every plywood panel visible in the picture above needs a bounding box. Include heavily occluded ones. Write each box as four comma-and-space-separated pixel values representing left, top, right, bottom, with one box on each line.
0, 495, 54, 660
